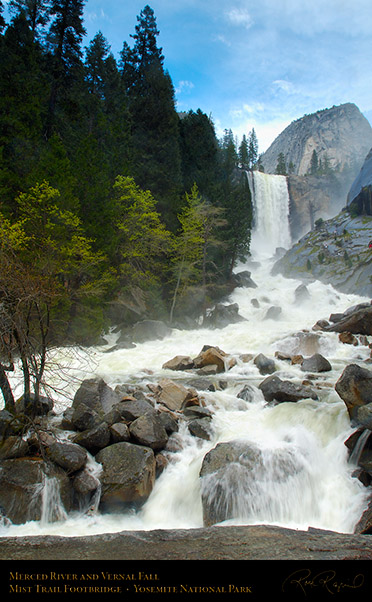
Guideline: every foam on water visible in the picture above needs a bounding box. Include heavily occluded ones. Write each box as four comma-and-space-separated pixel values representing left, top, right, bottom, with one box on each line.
1, 174, 371, 537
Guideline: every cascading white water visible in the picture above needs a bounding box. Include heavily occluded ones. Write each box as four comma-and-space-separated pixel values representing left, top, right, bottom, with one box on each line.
247, 170, 292, 257
0, 174, 371, 538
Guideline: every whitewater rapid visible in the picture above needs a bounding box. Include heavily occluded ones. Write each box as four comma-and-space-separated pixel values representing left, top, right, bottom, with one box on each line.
1, 171, 371, 538
1, 253, 371, 538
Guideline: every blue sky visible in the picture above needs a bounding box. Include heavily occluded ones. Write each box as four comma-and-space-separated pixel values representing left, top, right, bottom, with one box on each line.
5, 0, 372, 153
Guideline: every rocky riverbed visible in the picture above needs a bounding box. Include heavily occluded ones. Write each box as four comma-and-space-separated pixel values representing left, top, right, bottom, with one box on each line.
1, 524, 372, 560
2, 264, 372, 560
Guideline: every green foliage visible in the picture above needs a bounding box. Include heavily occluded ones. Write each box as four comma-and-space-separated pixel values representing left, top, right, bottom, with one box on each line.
275, 152, 287, 176
0, 2, 254, 347
168, 184, 204, 322
113, 175, 172, 291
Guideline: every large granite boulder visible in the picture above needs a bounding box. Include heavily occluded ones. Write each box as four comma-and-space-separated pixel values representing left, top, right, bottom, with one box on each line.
131, 320, 172, 343
46, 441, 88, 474
199, 440, 304, 527
95, 442, 156, 512
0, 458, 72, 524
0, 436, 28, 460
203, 303, 246, 329
157, 379, 195, 412
129, 414, 168, 450
71, 422, 111, 454
192, 346, 227, 373
71, 378, 120, 431
259, 375, 319, 403
231, 270, 257, 289
300, 353, 332, 373
325, 305, 372, 336
336, 364, 372, 420
254, 353, 276, 375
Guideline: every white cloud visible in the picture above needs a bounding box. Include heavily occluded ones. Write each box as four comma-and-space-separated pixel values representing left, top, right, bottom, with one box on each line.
175, 80, 195, 95
272, 80, 297, 95
212, 34, 232, 47
225, 8, 253, 29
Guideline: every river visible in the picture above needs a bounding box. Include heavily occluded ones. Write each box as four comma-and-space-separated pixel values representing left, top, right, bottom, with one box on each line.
1, 172, 370, 538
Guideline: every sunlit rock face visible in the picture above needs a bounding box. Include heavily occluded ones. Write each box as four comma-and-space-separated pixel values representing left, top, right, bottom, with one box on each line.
261, 103, 372, 177
347, 148, 372, 216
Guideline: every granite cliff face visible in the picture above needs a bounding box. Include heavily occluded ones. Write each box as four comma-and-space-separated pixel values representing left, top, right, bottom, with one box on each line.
287, 172, 350, 241
347, 147, 372, 215
261, 103, 372, 177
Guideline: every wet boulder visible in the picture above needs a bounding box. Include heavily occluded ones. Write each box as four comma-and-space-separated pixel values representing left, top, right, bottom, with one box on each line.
72, 422, 111, 454
199, 439, 306, 527
193, 346, 227, 373
157, 379, 195, 412
294, 284, 311, 303
357, 404, 372, 430
129, 414, 168, 450
131, 320, 172, 343
183, 406, 213, 420
109, 422, 131, 443
71, 378, 121, 430
15, 394, 54, 417
0, 458, 72, 524
237, 384, 262, 403
95, 442, 156, 513
0, 436, 28, 460
335, 364, 372, 420
264, 306, 282, 320
199, 441, 263, 526
259, 375, 319, 403
157, 411, 179, 435
254, 353, 276, 375
188, 417, 213, 441
300, 353, 332, 373
162, 355, 194, 371
231, 271, 257, 289
354, 496, 372, 534
326, 305, 372, 336
46, 441, 88, 474
203, 303, 246, 329
72, 469, 101, 497
117, 399, 156, 422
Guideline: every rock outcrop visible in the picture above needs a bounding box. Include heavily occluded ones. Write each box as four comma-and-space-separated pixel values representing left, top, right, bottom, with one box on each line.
347, 147, 372, 214
272, 211, 372, 297
261, 103, 372, 177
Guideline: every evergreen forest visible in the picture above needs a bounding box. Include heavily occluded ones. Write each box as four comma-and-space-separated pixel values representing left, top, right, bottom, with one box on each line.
0, 1, 254, 359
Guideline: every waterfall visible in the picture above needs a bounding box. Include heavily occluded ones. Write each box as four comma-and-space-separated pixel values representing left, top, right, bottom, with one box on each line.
349, 429, 371, 466
31, 475, 68, 525
247, 171, 291, 257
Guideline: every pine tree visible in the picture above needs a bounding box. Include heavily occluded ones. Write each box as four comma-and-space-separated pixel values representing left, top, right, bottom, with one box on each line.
179, 109, 220, 201
248, 128, 259, 168
0, 13, 48, 209
131, 4, 164, 75
8, 0, 50, 39
45, 0, 87, 138
310, 149, 319, 175
224, 172, 253, 277
238, 135, 249, 169
0, 1, 6, 31
275, 152, 287, 175
121, 5, 182, 226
